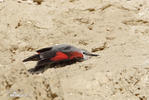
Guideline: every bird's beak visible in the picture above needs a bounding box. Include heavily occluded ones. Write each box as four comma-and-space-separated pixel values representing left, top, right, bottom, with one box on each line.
84, 52, 99, 56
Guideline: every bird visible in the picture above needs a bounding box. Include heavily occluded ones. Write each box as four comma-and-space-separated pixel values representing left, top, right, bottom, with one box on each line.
23, 44, 98, 74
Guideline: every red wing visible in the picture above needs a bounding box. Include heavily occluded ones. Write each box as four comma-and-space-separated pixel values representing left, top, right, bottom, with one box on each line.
50, 51, 83, 61
50, 52, 69, 61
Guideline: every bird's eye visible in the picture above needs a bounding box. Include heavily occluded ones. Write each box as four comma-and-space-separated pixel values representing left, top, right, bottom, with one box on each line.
83, 52, 86, 54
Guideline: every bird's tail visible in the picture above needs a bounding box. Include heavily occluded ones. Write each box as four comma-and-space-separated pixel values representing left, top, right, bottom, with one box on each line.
23, 54, 40, 62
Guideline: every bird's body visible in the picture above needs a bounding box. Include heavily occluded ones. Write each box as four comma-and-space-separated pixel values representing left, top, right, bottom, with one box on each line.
23, 44, 98, 74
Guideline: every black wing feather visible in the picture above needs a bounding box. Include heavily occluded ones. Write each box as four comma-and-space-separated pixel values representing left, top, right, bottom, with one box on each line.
36, 59, 52, 66
36, 47, 52, 53
23, 54, 40, 62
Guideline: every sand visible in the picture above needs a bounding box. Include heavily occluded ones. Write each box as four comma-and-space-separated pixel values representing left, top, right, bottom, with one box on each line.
0, 0, 149, 100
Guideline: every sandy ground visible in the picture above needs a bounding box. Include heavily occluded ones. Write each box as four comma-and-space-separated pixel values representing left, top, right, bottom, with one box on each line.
0, 0, 149, 100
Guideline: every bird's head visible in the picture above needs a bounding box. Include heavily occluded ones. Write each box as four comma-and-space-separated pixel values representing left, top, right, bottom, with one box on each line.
80, 49, 99, 60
